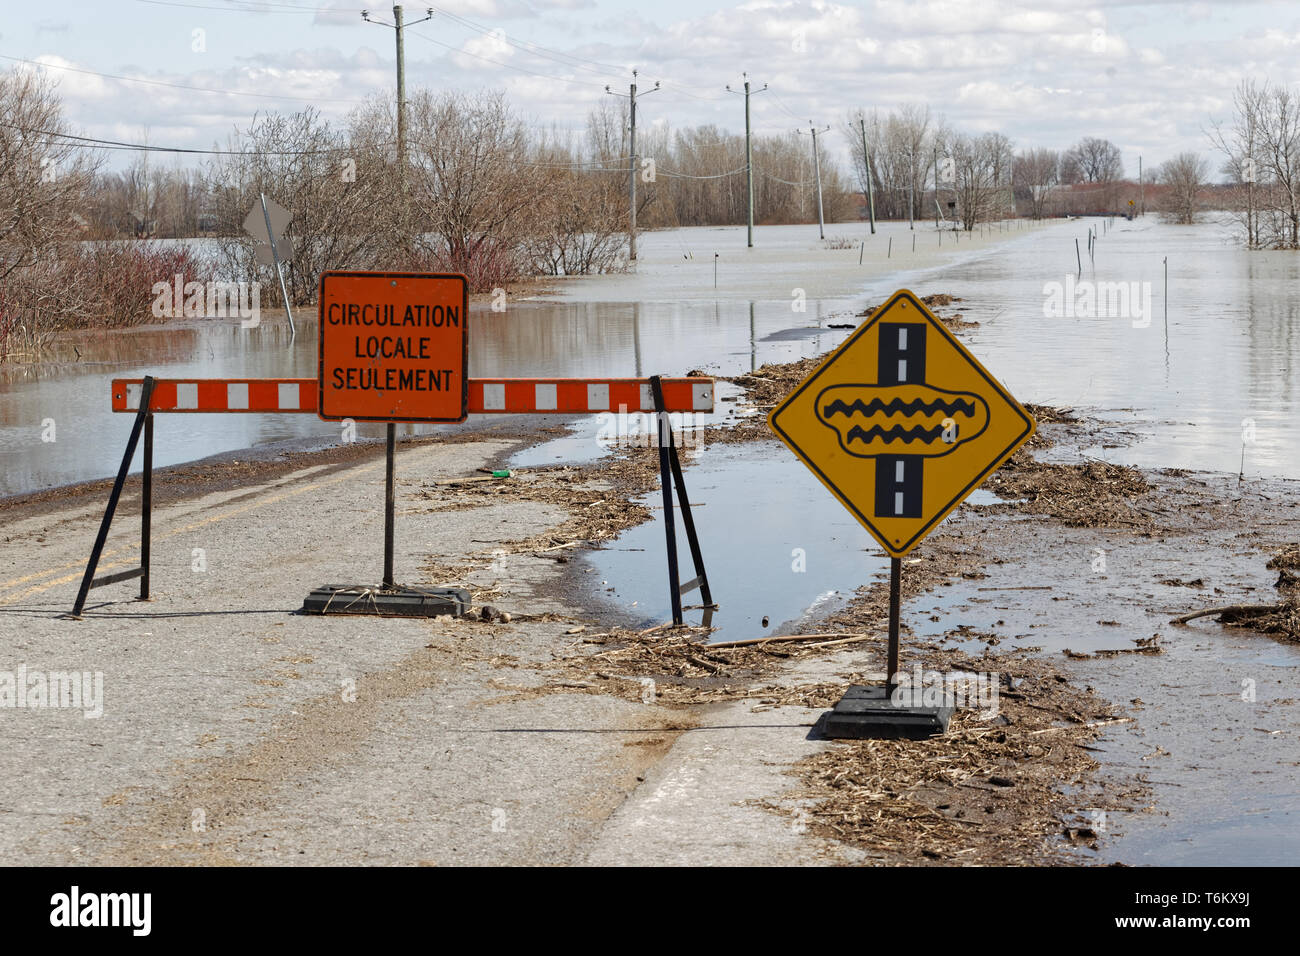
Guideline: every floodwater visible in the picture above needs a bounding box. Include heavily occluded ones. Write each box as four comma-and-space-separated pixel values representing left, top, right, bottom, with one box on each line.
908, 217, 1300, 480
577, 440, 1000, 640
0, 296, 857, 498
4, 218, 1296, 499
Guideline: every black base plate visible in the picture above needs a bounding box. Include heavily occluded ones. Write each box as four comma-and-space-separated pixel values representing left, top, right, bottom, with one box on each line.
818, 684, 954, 740
301, 584, 472, 618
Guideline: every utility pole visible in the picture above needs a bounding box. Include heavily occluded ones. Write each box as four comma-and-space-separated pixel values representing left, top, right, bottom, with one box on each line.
933, 145, 939, 228
395, 5, 406, 175
858, 117, 876, 234
362, 5, 433, 232
798, 122, 831, 239
607, 71, 659, 261
361, 4, 433, 592
908, 147, 915, 230
726, 75, 767, 247
1138, 155, 1144, 217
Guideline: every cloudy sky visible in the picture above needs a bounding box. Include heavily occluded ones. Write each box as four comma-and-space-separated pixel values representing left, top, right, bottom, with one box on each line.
4, 0, 1299, 176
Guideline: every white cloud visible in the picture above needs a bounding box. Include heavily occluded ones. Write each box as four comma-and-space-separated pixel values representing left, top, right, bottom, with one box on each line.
20, 0, 1300, 174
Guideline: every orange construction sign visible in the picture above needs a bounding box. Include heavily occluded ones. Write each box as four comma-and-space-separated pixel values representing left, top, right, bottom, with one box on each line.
317, 271, 469, 423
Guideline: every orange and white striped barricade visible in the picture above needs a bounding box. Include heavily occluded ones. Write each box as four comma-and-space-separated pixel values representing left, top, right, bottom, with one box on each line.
73, 375, 715, 623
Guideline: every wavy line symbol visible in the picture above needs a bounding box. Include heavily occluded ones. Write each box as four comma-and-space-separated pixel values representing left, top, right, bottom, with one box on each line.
816, 383, 990, 459
846, 423, 947, 445
823, 397, 979, 419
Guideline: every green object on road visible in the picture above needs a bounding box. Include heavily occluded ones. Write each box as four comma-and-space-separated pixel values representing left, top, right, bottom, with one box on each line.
492, 470, 510, 478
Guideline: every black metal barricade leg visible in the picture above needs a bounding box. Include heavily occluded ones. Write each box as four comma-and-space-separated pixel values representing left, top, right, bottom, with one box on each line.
71, 376, 157, 618
140, 412, 153, 600
655, 403, 684, 626
649, 375, 714, 628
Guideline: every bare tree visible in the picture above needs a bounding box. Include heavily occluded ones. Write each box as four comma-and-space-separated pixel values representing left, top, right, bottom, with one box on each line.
1256, 85, 1300, 248
950, 131, 1014, 230
0, 68, 100, 281
202, 105, 393, 305
846, 105, 944, 222
1065, 137, 1123, 183
521, 147, 627, 276
1014, 147, 1060, 218
1058, 149, 1083, 185
1159, 152, 1209, 223
1208, 79, 1267, 247
405, 90, 538, 288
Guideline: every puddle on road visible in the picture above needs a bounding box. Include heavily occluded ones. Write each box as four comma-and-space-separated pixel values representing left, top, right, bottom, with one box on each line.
581, 441, 885, 643
573, 434, 1001, 644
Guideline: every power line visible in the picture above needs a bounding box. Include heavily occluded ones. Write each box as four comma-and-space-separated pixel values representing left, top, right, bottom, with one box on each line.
0, 120, 384, 155
657, 165, 747, 180
518, 156, 631, 169
0, 122, 653, 171
0, 53, 368, 104
767, 88, 804, 121
758, 169, 816, 187
654, 81, 729, 103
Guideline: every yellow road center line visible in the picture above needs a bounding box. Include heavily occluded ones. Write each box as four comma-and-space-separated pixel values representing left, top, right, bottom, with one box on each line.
0, 462, 381, 606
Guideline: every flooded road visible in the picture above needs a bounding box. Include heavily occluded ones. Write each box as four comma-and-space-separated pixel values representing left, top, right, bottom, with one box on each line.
918, 217, 1300, 480
0, 297, 857, 498
3, 219, 1296, 499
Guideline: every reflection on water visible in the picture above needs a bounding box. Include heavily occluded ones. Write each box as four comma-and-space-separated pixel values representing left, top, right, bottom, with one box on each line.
2, 219, 1298, 496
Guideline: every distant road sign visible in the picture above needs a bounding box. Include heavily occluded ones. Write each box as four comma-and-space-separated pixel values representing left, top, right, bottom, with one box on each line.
242, 196, 292, 245
318, 271, 468, 423
769, 289, 1035, 557
253, 238, 293, 266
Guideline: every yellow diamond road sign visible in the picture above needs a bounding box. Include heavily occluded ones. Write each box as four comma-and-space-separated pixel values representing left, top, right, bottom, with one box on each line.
768, 289, 1036, 557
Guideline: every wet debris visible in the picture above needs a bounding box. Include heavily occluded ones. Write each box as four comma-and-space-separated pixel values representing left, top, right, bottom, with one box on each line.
983, 453, 1153, 529
1171, 544, 1300, 642
775, 649, 1146, 866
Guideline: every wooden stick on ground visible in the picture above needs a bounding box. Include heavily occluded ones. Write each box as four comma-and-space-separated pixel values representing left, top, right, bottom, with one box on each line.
807, 634, 878, 650
534, 541, 583, 554
1171, 603, 1284, 625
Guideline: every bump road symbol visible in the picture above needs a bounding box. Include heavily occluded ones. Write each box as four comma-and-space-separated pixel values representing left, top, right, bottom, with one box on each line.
768, 289, 1035, 557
